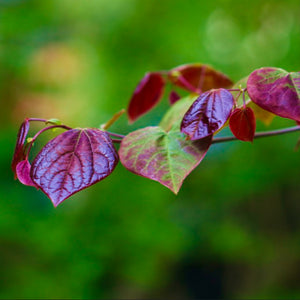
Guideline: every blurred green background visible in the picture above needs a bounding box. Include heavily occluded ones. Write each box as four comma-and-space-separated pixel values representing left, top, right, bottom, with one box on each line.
1, 0, 300, 298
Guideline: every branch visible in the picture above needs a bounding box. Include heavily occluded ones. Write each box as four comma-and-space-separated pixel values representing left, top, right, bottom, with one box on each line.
212, 126, 300, 144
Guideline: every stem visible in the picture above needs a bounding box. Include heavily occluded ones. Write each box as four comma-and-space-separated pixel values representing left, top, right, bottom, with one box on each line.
28, 118, 48, 122
107, 131, 126, 139
212, 126, 300, 144
227, 88, 242, 92
101, 109, 126, 130
25, 125, 71, 157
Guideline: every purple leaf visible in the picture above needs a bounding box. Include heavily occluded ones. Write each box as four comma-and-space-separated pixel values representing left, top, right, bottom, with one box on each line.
16, 160, 38, 187
169, 90, 181, 105
12, 119, 30, 177
31, 128, 119, 207
181, 88, 234, 140
119, 126, 212, 194
127, 72, 165, 123
247, 67, 300, 122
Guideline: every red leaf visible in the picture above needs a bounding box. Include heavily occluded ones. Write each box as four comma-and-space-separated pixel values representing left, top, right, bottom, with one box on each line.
31, 128, 119, 207
127, 72, 165, 123
16, 160, 38, 187
229, 107, 256, 142
181, 88, 234, 140
247, 67, 300, 122
169, 90, 181, 105
168, 63, 233, 93
12, 119, 30, 177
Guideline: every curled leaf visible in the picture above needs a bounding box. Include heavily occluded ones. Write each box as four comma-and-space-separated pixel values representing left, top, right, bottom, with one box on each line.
12, 119, 30, 177
16, 160, 37, 187
181, 88, 234, 140
247, 67, 300, 122
31, 128, 119, 207
127, 72, 165, 123
229, 107, 256, 142
119, 126, 212, 194
168, 63, 233, 93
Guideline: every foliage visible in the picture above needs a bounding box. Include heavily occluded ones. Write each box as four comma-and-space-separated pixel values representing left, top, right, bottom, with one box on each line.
12, 64, 300, 206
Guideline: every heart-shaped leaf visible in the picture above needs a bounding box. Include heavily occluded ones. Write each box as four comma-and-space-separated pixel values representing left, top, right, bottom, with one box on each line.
168, 63, 233, 93
247, 67, 300, 122
119, 126, 212, 194
181, 88, 234, 140
31, 128, 119, 207
229, 107, 256, 142
16, 160, 37, 187
127, 72, 165, 123
12, 119, 30, 177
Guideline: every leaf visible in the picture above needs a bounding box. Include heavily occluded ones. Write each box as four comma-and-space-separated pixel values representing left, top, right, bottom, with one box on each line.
169, 90, 181, 105
127, 72, 165, 123
119, 126, 212, 194
16, 160, 37, 187
248, 101, 275, 126
160, 95, 197, 132
168, 63, 233, 93
229, 107, 256, 142
12, 119, 30, 177
181, 88, 234, 140
247, 67, 300, 122
31, 128, 119, 207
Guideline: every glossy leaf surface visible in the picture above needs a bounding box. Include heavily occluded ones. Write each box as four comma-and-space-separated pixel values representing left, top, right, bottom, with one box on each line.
119, 126, 212, 194
181, 88, 234, 140
16, 160, 37, 187
127, 72, 165, 123
247, 67, 300, 122
229, 107, 256, 142
12, 119, 30, 177
31, 128, 119, 207
168, 63, 233, 93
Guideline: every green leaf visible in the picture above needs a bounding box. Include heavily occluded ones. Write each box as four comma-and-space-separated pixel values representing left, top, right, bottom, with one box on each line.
119, 126, 212, 194
159, 95, 197, 131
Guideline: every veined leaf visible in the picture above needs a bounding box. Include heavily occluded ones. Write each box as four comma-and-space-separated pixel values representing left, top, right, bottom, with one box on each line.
247, 67, 300, 122
119, 126, 212, 194
181, 88, 234, 140
31, 128, 119, 207
168, 63, 233, 93
127, 72, 165, 123
229, 107, 256, 142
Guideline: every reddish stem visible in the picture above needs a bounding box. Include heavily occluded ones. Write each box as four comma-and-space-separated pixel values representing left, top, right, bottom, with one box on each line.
25, 125, 71, 157
212, 126, 300, 144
